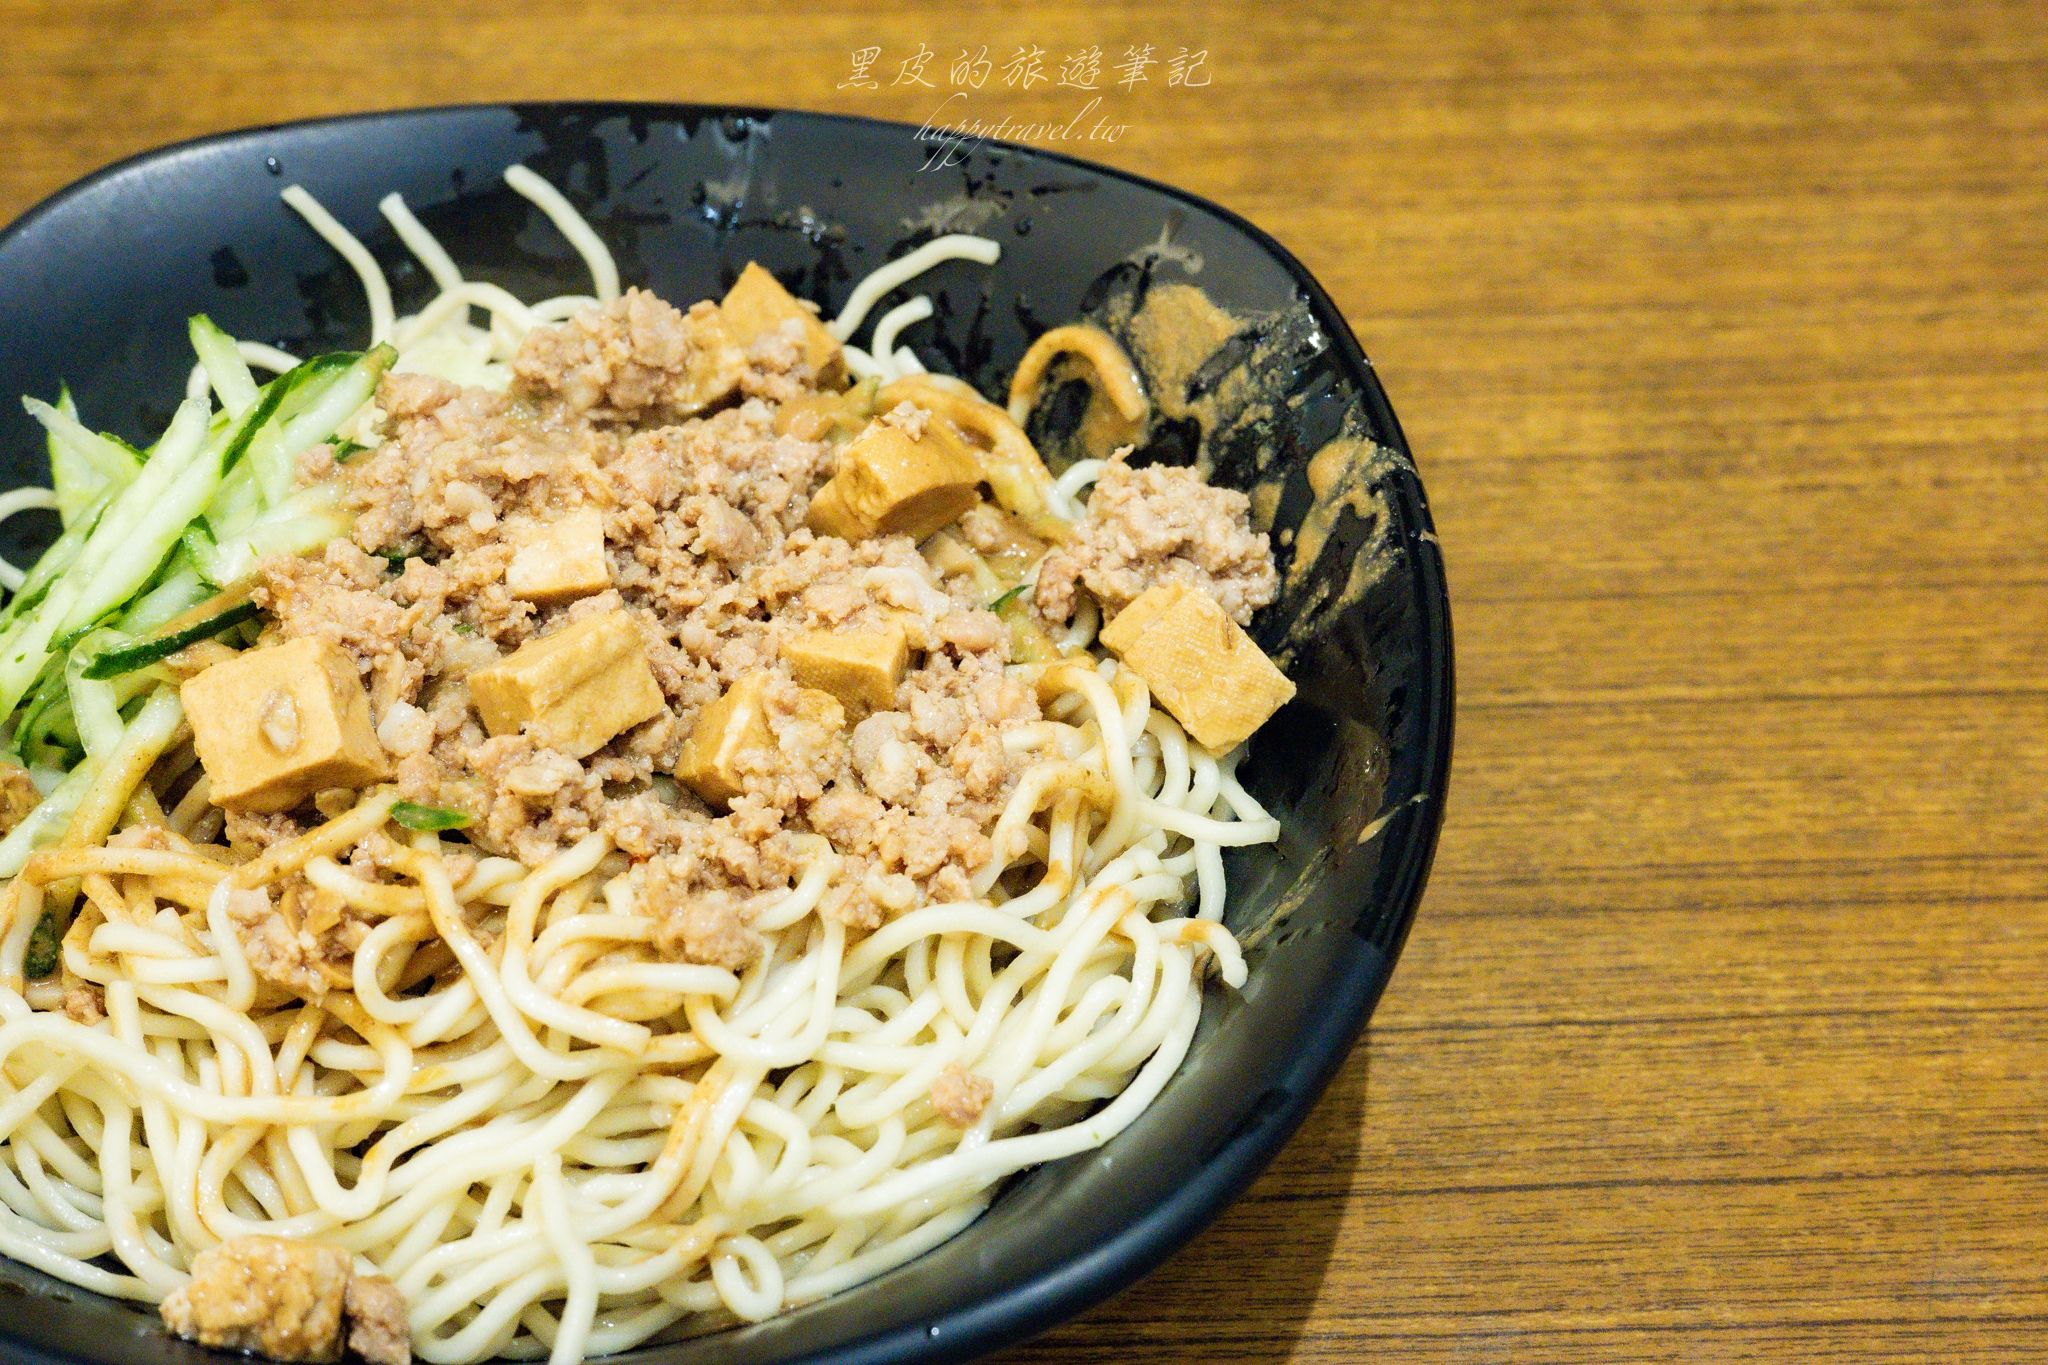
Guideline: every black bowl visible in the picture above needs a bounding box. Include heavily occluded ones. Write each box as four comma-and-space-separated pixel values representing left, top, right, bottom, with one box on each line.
0, 103, 1452, 1365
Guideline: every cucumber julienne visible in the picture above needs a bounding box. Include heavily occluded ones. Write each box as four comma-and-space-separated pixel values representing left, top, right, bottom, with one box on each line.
80, 600, 261, 681
33, 388, 141, 525
0, 332, 393, 877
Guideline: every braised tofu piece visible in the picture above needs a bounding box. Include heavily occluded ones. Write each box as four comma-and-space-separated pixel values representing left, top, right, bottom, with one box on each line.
675, 675, 773, 808
720, 262, 846, 386
183, 637, 390, 814
506, 509, 610, 604
805, 417, 981, 544
676, 311, 747, 416
784, 626, 909, 711
160, 1235, 351, 1364
1098, 581, 1295, 752
468, 609, 665, 758
677, 674, 844, 807
773, 381, 876, 443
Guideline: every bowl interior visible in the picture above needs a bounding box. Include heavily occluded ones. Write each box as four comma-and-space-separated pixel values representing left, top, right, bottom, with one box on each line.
0, 104, 1451, 1365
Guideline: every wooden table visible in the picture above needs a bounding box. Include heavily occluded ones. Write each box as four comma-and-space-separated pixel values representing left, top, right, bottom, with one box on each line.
6, 1, 2045, 1359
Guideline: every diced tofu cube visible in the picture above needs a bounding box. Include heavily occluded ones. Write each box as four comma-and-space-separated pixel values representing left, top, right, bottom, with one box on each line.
674, 675, 773, 808
773, 384, 876, 443
506, 509, 611, 604
720, 262, 846, 386
468, 609, 665, 758
676, 674, 844, 808
784, 627, 909, 711
675, 311, 746, 415
1098, 582, 1296, 752
182, 637, 390, 814
806, 417, 980, 543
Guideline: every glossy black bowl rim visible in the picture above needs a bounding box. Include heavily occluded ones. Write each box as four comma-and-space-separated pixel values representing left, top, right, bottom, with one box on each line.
0, 102, 1454, 1365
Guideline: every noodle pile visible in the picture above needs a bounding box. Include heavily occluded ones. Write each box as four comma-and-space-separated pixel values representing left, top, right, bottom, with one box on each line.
0, 171, 1277, 1364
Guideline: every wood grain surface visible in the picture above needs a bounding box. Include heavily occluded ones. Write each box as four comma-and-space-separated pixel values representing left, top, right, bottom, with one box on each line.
4, 1, 2045, 1359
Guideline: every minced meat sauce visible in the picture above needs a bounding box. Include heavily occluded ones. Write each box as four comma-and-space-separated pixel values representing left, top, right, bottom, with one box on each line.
237, 286, 1276, 960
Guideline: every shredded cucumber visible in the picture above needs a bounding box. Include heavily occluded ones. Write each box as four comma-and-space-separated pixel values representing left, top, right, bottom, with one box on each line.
26, 390, 142, 526
0, 686, 183, 880
81, 601, 260, 681
37, 398, 219, 634
189, 484, 350, 588
118, 557, 213, 639
245, 347, 392, 504
203, 467, 263, 539
188, 316, 259, 417
13, 666, 75, 767
0, 345, 383, 719
0, 491, 108, 633
63, 630, 126, 757
215, 366, 302, 475
0, 318, 388, 848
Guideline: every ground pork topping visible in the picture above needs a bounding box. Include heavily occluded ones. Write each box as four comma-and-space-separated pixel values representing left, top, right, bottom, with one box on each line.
244, 294, 1052, 930
61, 978, 105, 1025
931, 1063, 994, 1126
344, 1273, 413, 1365
220, 881, 375, 1003
219, 283, 1293, 946
510, 287, 704, 418
1034, 453, 1279, 627
223, 886, 326, 1001
0, 762, 40, 836
159, 1236, 411, 1364
641, 854, 764, 970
